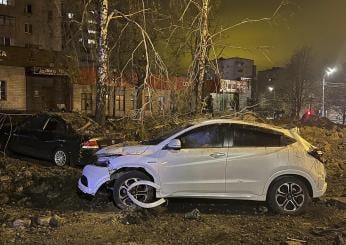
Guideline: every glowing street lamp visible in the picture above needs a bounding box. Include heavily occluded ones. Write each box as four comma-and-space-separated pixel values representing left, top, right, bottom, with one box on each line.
268, 86, 274, 92
322, 67, 337, 117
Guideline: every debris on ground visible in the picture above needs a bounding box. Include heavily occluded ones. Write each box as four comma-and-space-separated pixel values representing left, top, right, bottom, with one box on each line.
184, 208, 201, 220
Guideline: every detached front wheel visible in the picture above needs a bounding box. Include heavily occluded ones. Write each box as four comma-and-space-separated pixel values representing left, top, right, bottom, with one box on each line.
113, 171, 155, 209
267, 177, 311, 215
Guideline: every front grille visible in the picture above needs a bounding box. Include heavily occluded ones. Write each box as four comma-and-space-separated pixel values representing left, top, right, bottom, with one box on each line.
81, 175, 88, 187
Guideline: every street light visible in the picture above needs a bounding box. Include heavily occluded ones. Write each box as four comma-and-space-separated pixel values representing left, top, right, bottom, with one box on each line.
268, 86, 274, 92
322, 66, 337, 117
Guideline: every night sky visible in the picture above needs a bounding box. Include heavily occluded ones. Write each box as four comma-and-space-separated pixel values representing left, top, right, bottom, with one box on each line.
215, 0, 346, 70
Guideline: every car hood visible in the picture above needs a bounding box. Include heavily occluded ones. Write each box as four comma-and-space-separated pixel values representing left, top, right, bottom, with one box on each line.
96, 144, 155, 157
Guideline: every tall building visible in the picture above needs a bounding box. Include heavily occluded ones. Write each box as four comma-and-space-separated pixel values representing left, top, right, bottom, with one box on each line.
0, 0, 68, 112
0, 0, 62, 51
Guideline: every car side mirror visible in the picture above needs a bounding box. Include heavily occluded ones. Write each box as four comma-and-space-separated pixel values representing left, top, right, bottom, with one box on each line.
166, 139, 181, 150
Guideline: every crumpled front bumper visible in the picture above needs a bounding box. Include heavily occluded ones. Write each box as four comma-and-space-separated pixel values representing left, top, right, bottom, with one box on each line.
78, 165, 111, 196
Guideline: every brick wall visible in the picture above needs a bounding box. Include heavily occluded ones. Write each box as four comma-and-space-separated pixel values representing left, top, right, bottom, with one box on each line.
0, 65, 26, 111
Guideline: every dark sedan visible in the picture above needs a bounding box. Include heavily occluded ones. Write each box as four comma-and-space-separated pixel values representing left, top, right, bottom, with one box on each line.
0, 113, 117, 166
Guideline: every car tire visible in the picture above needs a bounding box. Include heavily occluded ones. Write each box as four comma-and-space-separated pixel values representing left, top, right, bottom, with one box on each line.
52, 148, 69, 167
113, 171, 155, 210
267, 176, 311, 215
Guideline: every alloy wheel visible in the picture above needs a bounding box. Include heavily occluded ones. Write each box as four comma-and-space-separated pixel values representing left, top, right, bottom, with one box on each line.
54, 150, 67, 166
275, 182, 305, 212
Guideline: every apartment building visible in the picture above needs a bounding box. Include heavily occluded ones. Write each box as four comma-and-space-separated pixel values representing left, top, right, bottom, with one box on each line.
0, 0, 67, 112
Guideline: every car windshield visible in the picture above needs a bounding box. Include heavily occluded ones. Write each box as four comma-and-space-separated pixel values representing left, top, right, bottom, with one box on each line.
141, 124, 192, 145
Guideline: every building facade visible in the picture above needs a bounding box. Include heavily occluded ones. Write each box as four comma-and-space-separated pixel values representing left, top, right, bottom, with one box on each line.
0, 0, 62, 51
206, 57, 256, 111
0, 0, 67, 112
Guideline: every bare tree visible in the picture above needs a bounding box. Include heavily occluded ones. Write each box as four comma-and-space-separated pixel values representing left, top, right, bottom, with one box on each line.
282, 47, 314, 118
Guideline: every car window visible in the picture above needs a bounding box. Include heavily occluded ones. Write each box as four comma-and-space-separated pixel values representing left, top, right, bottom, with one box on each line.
142, 124, 192, 145
232, 124, 282, 147
20, 115, 48, 130
44, 118, 66, 133
178, 124, 225, 148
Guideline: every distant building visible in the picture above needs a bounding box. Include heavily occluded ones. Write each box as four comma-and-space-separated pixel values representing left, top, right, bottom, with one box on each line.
257, 67, 285, 96
206, 57, 256, 112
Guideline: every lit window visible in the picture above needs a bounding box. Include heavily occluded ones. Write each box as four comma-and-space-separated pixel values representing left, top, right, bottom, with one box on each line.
0, 80, 6, 101
88, 19, 96, 24
1, 0, 15, 6
24, 23, 32, 34
88, 29, 96, 34
67, 12, 74, 19
87, 39, 95, 45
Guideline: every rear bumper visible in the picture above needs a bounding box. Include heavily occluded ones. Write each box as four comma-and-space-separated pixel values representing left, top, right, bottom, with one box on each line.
314, 181, 327, 198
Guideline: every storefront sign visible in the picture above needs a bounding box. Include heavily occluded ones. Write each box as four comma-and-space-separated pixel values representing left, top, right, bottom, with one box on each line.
220, 79, 250, 93
30, 67, 66, 76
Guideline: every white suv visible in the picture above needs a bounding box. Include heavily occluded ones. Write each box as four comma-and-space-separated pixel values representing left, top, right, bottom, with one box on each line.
78, 119, 327, 214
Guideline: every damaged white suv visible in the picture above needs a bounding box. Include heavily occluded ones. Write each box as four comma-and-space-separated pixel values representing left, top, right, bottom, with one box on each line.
78, 119, 327, 214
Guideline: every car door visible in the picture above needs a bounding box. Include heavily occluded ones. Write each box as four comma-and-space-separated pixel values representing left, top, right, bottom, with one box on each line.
226, 124, 286, 198
158, 123, 230, 196
39, 117, 68, 158
10, 115, 48, 157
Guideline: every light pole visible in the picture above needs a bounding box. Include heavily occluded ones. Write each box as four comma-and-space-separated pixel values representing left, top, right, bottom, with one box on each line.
268, 86, 275, 116
322, 67, 337, 117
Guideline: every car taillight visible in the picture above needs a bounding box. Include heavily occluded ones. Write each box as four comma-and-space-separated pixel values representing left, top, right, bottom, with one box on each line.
308, 148, 326, 164
82, 139, 99, 149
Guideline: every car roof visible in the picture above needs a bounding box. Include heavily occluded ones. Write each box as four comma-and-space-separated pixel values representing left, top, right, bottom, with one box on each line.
194, 119, 292, 136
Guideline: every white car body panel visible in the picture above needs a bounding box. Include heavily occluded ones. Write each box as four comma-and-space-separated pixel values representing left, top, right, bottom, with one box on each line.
78, 119, 327, 202
157, 147, 228, 195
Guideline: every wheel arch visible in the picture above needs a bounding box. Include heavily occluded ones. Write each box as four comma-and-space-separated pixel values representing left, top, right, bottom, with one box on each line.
111, 166, 158, 184
264, 172, 315, 200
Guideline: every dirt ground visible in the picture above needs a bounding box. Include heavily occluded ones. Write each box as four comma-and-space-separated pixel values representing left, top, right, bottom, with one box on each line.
0, 119, 345, 244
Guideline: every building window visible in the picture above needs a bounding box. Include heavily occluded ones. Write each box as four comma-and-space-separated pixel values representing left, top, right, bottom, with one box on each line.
0, 15, 15, 25
130, 95, 135, 110
25, 4, 32, 14
81, 93, 92, 112
67, 13, 74, 19
87, 39, 95, 45
87, 29, 96, 34
0, 0, 15, 6
24, 23, 32, 34
158, 96, 165, 111
0, 37, 13, 46
115, 95, 125, 112
0, 81, 6, 101
48, 11, 53, 21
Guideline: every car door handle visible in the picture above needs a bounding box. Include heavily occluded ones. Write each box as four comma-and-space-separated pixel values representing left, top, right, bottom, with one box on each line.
210, 152, 226, 158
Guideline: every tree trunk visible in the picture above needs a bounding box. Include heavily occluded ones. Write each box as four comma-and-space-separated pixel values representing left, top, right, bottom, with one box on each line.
95, 0, 109, 125
195, 0, 209, 113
